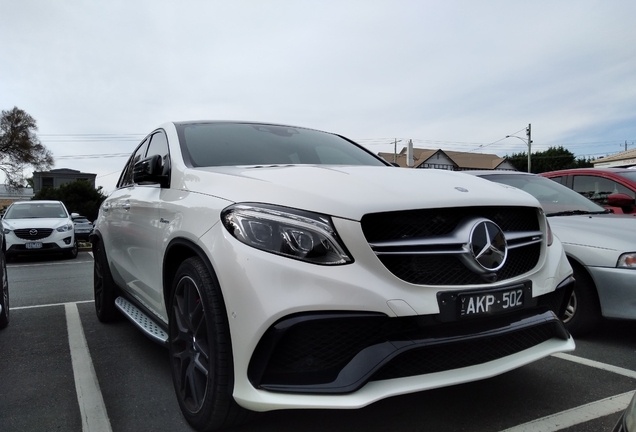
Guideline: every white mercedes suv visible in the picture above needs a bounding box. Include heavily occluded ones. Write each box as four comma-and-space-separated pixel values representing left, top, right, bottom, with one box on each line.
91, 121, 575, 431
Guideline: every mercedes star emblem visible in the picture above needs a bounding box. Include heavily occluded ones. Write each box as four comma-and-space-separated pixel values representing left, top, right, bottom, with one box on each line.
470, 220, 507, 271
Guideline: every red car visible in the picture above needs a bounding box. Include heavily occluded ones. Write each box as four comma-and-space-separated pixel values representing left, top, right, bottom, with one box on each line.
541, 168, 636, 214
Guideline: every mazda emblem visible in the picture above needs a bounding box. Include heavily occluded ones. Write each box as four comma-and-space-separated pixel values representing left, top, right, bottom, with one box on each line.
29, 229, 38, 236
469, 220, 507, 271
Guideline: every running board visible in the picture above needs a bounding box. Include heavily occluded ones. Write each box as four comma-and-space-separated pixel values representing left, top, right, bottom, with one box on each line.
115, 297, 168, 346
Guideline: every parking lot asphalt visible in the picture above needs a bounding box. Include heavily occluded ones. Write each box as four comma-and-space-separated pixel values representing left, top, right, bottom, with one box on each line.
1, 253, 635, 432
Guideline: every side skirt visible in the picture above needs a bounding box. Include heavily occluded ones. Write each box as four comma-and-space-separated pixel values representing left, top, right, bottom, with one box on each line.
114, 296, 168, 346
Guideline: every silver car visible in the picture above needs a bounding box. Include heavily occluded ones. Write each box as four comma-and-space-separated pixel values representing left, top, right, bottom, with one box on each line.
467, 170, 636, 336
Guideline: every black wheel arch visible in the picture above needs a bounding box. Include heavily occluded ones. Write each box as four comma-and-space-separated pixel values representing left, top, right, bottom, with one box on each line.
163, 238, 220, 315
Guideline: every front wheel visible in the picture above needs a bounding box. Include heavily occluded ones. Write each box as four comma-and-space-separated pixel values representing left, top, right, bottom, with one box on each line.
65, 240, 78, 259
0, 251, 9, 329
168, 257, 251, 431
562, 264, 602, 337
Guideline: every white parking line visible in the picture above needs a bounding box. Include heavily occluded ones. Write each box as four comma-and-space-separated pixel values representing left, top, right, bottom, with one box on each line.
499, 353, 636, 431
13, 300, 94, 310
553, 352, 636, 380
65, 302, 112, 432
499, 391, 634, 432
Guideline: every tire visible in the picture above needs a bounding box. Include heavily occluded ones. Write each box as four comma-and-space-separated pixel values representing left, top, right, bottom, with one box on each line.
562, 263, 602, 337
168, 257, 252, 431
65, 240, 79, 259
0, 251, 9, 329
93, 240, 119, 322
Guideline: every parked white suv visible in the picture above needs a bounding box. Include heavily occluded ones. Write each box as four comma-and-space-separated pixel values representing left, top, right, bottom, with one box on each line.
2, 200, 78, 261
92, 121, 575, 431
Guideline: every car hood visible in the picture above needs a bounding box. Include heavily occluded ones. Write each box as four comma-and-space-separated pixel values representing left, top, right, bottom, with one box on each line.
182, 165, 542, 220
2, 218, 71, 230
547, 214, 636, 252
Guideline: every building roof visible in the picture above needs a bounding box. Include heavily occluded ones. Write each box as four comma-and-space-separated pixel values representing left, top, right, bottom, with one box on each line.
444, 151, 508, 169
592, 148, 636, 166
378, 147, 509, 170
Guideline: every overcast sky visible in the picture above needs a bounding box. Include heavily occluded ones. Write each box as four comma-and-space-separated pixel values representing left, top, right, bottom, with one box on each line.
2, 0, 635, 193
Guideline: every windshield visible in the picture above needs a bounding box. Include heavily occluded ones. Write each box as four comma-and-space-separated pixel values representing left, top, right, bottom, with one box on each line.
4, 202, 68, 219
480, 173, 607, 215
176, 122, 388, 167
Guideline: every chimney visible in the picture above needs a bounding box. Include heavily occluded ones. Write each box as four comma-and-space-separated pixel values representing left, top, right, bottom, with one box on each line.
407, 139, 414, 167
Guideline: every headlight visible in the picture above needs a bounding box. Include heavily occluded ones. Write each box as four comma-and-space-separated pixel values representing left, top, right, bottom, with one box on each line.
618, 253, 636, 268
222, 203, 353, 265
2, 228, 9, 234
56, 223, 74, 232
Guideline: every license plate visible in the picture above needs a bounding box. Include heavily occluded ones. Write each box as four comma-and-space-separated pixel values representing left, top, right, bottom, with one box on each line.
25, 242, 43, 249
459, 287, 524, 318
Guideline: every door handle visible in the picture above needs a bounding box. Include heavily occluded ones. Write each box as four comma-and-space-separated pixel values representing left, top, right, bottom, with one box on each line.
121, 202, 131, 210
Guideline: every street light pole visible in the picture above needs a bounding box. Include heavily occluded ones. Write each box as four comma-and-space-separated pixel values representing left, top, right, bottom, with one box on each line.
506, 123, 533, 173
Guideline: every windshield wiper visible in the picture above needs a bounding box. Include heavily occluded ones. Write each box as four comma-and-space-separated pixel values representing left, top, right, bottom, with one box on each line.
547, 209, 612, 217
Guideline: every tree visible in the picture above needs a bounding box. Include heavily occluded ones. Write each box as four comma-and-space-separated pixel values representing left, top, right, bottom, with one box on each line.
506, 146, 593, 173
33, 180, 107, 222
0, 107, 53, 190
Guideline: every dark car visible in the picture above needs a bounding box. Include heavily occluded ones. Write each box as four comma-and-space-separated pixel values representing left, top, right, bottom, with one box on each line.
541, 168, 636, 214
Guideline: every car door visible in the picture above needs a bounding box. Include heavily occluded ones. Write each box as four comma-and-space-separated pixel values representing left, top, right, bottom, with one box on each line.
117, 130, 171, 315
103, 138, 150, 292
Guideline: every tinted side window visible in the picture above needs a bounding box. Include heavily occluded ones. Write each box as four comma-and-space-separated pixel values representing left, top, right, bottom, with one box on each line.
118, 139, 149, 188
146, 131, 171, 179
572, 175, 636, 205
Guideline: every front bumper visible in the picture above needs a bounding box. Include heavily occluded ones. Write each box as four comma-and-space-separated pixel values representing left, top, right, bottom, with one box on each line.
5, 232, 75, 255
588, 266, 636, 320
198, 219, 574, 412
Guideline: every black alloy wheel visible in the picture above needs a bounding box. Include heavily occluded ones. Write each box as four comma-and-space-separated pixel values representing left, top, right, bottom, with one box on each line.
0, 251, 9, 329
93, 240, 118, 322
169, 257, 251, 431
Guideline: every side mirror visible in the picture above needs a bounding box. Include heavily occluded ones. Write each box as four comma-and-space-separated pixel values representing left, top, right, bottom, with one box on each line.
607, 193, 634, 208
133, 154, 165, 186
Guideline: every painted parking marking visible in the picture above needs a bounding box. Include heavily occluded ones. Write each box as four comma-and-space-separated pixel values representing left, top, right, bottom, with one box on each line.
500, 390, 634, 432
499, 353, 636, 431
13, 300, 94, 310
65, 302, 112, 432
553, 352, 636, 379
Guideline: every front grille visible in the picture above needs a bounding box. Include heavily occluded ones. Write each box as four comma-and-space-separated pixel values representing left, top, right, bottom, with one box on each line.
378, 244, 540, 285
361, 206, 539, 243
361, 206, 542, 286
13, 228, 54, 240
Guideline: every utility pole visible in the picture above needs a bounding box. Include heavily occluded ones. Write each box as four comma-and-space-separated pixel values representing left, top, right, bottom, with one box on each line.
526, 124, 532, 173
393, 138, 401, 163
506, 124, 533, 173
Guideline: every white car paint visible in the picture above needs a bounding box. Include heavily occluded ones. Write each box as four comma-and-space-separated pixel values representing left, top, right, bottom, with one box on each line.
96, 122, 575, 417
